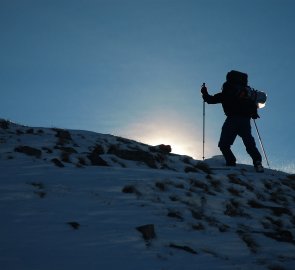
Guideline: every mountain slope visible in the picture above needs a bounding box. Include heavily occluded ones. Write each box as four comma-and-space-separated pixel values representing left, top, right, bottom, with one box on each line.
0, 119, 295, 270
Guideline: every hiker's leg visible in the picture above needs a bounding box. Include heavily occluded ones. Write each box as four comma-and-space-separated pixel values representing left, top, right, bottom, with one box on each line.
238, 118, 262, 165
218, 117, 237, 165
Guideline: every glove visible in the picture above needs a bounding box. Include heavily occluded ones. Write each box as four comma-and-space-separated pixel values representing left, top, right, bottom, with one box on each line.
201, 84, 208, 95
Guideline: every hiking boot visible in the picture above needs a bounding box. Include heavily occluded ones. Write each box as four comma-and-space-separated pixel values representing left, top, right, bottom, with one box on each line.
254, 163, 264, 173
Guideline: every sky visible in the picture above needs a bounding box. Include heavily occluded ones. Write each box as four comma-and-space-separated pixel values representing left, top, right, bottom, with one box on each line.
1, 0, 295, 172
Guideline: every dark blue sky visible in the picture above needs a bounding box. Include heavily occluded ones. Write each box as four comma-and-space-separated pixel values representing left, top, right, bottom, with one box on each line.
1, 0, 295, 172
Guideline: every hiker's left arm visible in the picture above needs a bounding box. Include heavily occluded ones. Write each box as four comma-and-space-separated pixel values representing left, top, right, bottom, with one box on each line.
202, 92, 223, 104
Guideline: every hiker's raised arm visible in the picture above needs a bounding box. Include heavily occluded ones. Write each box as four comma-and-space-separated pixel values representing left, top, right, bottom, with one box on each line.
201, 84, 222, 104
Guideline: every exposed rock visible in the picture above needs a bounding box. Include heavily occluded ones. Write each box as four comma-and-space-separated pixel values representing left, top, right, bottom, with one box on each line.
169, 243, 197, 254
14, 146, 42, 158
167, 210, 183, 221
195, 161, 212, 174
85, 144, 107, 166
26, 128, 34, 134
136, 224, 156, 241
34, 191, 46, 198
149, 144, 172, 154
237, 230, 259, 253
51, 158, 64, 167
0, 119, 9, 129
56, 146, 78, 154
67, 221, 80, 230
42, 147, 53, 154
53, 128, 72, 145
264, 230, 294, 244
122, 185, 142, 196
185, 166, 199, 173
108, 146, 157, 168
90, 144, 104, 155
228, 174, 254, 191
87, 152, 108, 166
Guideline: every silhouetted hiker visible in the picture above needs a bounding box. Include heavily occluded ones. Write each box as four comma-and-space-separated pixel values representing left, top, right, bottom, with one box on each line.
201, 70, 264, 172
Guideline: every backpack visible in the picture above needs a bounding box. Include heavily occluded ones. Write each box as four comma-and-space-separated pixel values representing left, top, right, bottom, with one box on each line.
226, 70, 248, 87
244, 86, 267, 108
225, 70, 267, 108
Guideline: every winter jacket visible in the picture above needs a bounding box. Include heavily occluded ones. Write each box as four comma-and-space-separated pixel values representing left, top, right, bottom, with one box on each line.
202, 82, 259, 119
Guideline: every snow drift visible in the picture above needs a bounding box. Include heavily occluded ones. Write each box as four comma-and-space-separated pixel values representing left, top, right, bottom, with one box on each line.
0, 119, 294, 270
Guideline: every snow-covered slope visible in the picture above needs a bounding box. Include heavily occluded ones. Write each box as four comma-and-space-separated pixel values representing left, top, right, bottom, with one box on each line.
0, 119, 295, 270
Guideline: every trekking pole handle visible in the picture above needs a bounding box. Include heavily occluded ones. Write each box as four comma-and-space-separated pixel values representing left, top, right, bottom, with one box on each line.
201, 83, 208, 95
201, 83, 206, 91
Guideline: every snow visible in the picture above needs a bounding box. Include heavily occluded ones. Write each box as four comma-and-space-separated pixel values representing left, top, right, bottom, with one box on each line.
0, 120, 295, 270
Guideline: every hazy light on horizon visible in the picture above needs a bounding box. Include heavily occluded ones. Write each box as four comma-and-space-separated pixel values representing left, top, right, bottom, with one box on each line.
117, 109, 208, 158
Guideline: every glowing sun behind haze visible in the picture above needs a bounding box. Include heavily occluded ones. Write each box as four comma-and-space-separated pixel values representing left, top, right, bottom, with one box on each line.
119, 109, 207, 159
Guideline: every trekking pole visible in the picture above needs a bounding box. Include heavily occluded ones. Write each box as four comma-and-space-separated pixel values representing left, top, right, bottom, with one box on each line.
253, 119, 270, 168
202, 83, 206, 160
